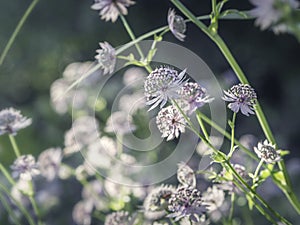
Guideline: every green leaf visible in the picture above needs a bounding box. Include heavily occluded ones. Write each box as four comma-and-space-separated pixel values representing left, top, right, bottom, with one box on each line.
220, 10, 252, 20
273, 171, 287, 187
260, 169, 271, 179
246, 193, 254, 210
279, 150, 290, 156
211, 151, 226, 163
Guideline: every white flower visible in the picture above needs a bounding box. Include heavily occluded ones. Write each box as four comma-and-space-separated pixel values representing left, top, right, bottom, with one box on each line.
11, 155, 40, 181
95, 42, 116, 75
177, 162, 196, 188
202, 186, 225, 212
105, 111, 136, 135
254, 139, 281, 163
38, 147, 62, 181
168, 9, 187, 41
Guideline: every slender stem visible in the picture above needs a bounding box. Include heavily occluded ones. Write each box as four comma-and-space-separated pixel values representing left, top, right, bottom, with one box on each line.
0, 163, 16, 186
0, 0, 40, 66
9, 135, 21, 158
28, 181, 42, 225
117, 134, 123, 157
196, 110, 209, 140
228, 112, 236, 158
253, 159, 264, 184
0, 193, 22, 225
170, 0, 298, 214
229, 193, 235, 223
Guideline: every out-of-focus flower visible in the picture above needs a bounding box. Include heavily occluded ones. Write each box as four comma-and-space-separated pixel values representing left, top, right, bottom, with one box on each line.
222, 83, 257, 116
119, 92, 145, 115
144, 66, 186, 111
249, 0, 299, 30
168, 9, 187, 41
105, 211, 132, 225
178, 82, 213, 114
72, 200, 93, 225
177, 162, 196, 188
11, 179, 31, 206
38, 147, 62, 181
202, 186, 225, 212
11, 155, 40, 181
91, 0, 135, 22
168, 186, 207, 222
196, 136, 223, 156
156, 105, 186, 141
64, 116, 100, 155
254, 139, 281, 163
95, 42, 116, 75
143, 184, 176, 220
105, 111, 136, 135
179, 216, 210, 225
0, 108, 32, 136
123, 67, 146, 88
82, 180, 108, 211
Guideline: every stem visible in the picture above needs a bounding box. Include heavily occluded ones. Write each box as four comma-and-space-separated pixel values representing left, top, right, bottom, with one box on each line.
170, 0, 299, 214
196, 110, 209, 140
0, 0, 39, 66
0, 193, 22, 225
229, 193, 235, 223
9, 135, 21, 158
0, 163, 16, 186
228, 112, 236, 158
253, 159, 264, 184
117, 134, 123, 157
28, 181, 42, 225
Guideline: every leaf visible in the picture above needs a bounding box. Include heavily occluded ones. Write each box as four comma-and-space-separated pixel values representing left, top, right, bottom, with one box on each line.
246, 193, 254, 210
211, 151, 227, 163
220, 10, 253, 20
260, 169, 271, 179
273, 171, 287, 187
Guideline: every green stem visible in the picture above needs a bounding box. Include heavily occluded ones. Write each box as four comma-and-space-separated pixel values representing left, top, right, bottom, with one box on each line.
196, 110, 209, 140
170, 0, 299, 214
0, 192, 22, 225
117, 134, 123, 157
0, 163, 16, 186
28, 181, 42, 225
229, 193, 235, 223
228, 112, 236, 158
9, 135, 21, 158
253, 159, 264, 184
0, 0, 39, 66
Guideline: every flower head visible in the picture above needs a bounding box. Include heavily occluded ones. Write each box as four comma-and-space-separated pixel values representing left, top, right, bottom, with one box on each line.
202, 186, 225, 212
143, 184, 176, 219
104, 211, 132, 225
104, 111, 136, 135
179, 82, 214, 114
95, 42, 116, 75
72, 200, 93, 225
0, 108, 32, 136
254, 139, 281, 163
177, 162, 196, 188
156, 105, 186, 141
144, 66, 186, 111
168, 186, 207, 222
11, 155, 40, 181
91, 0, 135, 22
38, 148, 62, 181
168, 9, 187, 41
222, 84, 257, 116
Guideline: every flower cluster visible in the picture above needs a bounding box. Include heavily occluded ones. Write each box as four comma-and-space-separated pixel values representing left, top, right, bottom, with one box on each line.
95, 42, 116, 75
11, 154, 40, 181
254, 139, 281, 163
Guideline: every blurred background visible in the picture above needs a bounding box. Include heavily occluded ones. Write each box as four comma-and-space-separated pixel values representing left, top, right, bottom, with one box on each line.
0, 0, 300, 224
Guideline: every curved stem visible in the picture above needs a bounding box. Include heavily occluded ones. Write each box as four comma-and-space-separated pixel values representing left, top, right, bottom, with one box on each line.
228, 112, 236, 158
9, 135, 21, 158
0, 163, 16, 186
0, 0, 39, 66
196, 110, 209, 140
253, 159, 264, 184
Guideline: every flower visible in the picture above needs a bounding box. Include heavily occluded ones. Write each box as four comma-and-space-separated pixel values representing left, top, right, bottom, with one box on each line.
168, 186, 207, 222
143, 184, 176, 219
91, 0, 135, 22
72, 200, 93, 225
104, 111, 136, 135
38, 148, 62, 181
11, 155, 40, 181
118, 92, 146, 115
95, 42, 116, 75
177, 162, 196, 188
178, 82, 214, 114
249, 0, 299, 30
104, 211, 132, 225
222, 83, 257, 116
254, 139, 281, 163
0, 108, 32, 136
202, 186, 225, 212
168, 9, 187, 41
144, 66, 186, 111
156, 105, 186, 141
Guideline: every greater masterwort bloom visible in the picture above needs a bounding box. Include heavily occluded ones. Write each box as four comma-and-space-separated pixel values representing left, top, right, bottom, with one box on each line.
143, 184, 176, 219
11, 155, 40, 181
177, 162, 196, 188
104, 211, 132, 225
249, 0, 299, 30
254, 140, 281, 163
144, 66, 186, 111
104, 111, 136, 135
0, 108, 32, 136
91, 0, 135, 22
168, 9, 187, 41
156, 105, 186, 141
72, 200, 93, 225
168, 186, 207, 222
38, 148, 62, 181
223, 83, 257, 116
95, 42, 116, 75
179, 82, 214, 114
202, 186, 225, 212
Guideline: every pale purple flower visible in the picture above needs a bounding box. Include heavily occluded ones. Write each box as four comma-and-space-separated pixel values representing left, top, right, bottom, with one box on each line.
168, 8, 187, 41
144, 66, 186, 111
143, 184, 176, 219
11, 155, 40, 181
177, 162, 196, 188
72, 200, 93, 225
91, 0, 135, 22
38, 147, 62, 181
104, 111, 136, 135
0, 108, 32, 136
168, 186, 207, 222
156, 105, 186, 141
95, 42, 116, 75
178, 82, 214, 114
82, 180, 108, 210
105, 211, 132, 225
202, 186, 225, 212
254, 139, 281, 163
222, 84, 257, 116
